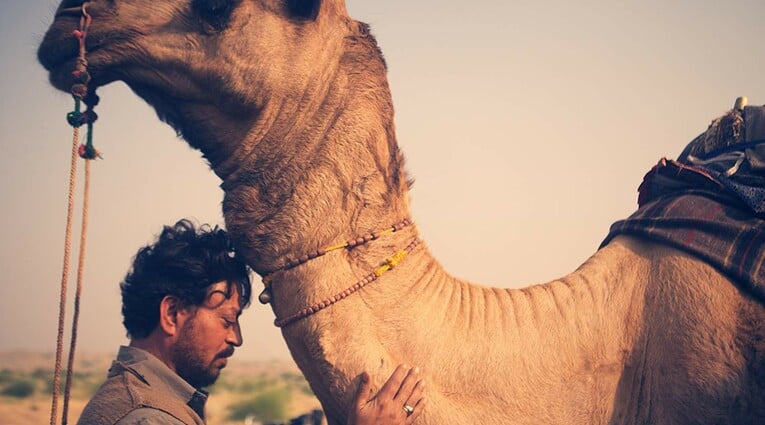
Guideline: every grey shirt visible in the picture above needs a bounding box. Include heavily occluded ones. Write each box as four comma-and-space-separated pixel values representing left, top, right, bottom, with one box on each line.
99, 346, 208, 424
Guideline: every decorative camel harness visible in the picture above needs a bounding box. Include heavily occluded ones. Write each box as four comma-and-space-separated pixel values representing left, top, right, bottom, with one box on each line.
259, 218, 420, 327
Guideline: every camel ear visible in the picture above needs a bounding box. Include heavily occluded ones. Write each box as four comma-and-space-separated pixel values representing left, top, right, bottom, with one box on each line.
286, 0, 321, 20
286, 0, 348, 21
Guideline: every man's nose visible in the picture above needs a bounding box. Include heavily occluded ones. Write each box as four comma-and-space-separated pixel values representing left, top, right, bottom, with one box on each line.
228, 322, 243, 347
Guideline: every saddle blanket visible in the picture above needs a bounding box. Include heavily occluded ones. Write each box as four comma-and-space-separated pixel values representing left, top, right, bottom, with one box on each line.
602, 158, 764, 301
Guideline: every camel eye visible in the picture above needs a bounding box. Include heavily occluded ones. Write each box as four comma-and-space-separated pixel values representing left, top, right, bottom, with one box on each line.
191, 0, 240, 31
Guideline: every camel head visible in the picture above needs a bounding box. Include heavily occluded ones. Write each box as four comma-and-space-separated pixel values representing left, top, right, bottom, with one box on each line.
39, 0, 407, 272
38, 0, 387, 174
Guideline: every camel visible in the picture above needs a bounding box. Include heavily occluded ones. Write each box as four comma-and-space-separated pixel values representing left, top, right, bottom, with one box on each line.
38, 1, 765, 424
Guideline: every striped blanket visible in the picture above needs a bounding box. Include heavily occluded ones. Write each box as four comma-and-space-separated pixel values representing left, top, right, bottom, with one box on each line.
602, 102, 765, 301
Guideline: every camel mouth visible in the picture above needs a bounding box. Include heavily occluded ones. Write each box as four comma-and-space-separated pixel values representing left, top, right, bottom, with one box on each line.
43, 1, 107, 71
38, 15, 108, 92
38, 16, 82, 72
38, 41, 105, 92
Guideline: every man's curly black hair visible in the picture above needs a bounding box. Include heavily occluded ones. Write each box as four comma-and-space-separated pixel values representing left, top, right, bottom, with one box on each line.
121, 219, 252, 339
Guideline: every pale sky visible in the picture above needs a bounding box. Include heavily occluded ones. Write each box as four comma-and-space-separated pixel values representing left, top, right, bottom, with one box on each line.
1, 0, 763, 361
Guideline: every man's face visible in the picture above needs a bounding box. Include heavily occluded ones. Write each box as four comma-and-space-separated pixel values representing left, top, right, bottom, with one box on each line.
171, 281, 244, 388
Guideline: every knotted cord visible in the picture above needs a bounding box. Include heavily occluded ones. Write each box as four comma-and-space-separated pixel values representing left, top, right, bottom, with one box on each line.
50, 4, 99, 425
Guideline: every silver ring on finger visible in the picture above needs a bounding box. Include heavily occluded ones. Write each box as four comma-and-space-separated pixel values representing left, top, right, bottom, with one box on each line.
403, 404, 415, 416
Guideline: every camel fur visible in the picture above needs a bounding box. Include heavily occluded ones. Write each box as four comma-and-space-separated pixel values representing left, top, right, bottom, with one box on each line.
38, 1, 765, 423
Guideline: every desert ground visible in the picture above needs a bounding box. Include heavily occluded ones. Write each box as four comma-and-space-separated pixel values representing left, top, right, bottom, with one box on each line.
0, 351, 322, 425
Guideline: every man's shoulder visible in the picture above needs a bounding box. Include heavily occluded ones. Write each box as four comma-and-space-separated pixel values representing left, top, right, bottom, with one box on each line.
114, 407, 188, 425
77, 361, 204, 425
76, 372, 134, 424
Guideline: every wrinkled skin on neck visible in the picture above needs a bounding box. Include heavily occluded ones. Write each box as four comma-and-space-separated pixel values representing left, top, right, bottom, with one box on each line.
38, 2, 765, 424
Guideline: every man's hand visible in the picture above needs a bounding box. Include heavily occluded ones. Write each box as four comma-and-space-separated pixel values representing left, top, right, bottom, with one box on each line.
347, 365, 426, 425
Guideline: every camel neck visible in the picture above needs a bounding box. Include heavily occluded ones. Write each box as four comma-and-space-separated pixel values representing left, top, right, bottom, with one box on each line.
278, 241, 641, 423
219, 88, 410, 274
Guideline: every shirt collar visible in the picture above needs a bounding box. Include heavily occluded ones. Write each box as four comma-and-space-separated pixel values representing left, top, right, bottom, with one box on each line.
115, 345, 208, 419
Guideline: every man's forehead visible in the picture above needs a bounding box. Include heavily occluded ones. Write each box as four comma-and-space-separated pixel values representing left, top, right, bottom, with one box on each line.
205, 281, 244, 311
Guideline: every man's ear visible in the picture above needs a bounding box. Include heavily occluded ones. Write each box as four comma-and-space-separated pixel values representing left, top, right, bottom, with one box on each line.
158, 295, 184, 336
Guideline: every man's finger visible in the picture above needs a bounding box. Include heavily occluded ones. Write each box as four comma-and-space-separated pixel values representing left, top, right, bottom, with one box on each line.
406, 396, 427, 425
353, 372, 373, 408
403, 378, 425, 408
376, 364, 409, 400
394, 367, 420, 401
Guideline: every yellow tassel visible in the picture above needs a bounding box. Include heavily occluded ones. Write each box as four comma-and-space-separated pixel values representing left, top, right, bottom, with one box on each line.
374, 250, 408, 277
386, 250, 408, 267
326, 242, 349, 252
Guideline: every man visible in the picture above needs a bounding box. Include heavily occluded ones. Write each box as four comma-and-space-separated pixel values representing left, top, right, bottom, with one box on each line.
78, 219, 425, 425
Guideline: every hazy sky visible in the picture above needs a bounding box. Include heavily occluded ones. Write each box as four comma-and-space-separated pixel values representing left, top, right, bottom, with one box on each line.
1, 0, 763, 361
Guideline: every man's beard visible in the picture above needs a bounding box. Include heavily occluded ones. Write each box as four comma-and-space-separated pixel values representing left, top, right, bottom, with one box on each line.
171, 317, 232, 388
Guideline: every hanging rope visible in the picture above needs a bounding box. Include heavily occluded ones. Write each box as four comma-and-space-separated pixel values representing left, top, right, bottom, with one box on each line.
49, 115, 81, 425
61, 158, 91, 425
50, 3, 99, 425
